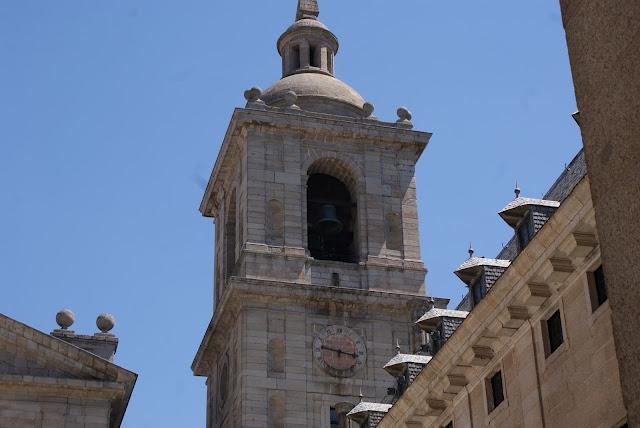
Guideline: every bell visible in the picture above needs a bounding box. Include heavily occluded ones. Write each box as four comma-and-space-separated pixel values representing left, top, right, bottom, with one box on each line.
316, 204, 343, 235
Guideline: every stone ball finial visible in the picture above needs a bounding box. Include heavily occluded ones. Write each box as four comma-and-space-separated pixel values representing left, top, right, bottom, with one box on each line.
396, 107, 412, 122
244, 86, 263, 103
362, 102, 375, 118
56, 308, 75, 330
96, 313, 115, 334
282, 90, 298, 108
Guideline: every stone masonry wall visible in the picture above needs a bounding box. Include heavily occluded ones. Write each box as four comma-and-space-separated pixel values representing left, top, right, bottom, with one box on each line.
0, 395, 111, 428
440, 252, 625, 428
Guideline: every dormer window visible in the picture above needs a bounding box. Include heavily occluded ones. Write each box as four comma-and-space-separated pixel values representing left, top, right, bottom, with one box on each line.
516, 211, 533, 251
499, 195, 559, 254
454, 258, 510, 307
472, 276, 486, 306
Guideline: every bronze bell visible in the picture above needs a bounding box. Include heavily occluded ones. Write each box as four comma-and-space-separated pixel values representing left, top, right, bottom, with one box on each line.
316, 204, 343, 235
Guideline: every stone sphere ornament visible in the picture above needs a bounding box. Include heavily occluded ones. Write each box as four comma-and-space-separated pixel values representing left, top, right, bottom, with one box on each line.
282, 90, 298, 108
96, 313, 115, 333
243, 86, 263, 103
56, 308, 75, 330
396, 106, 412, 122
362, 102, 375, 118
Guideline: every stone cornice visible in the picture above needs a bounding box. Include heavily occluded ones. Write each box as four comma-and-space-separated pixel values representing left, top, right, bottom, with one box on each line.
0, 313, 137, 428
199, 107, 432, 217
378, 177, 597, 427
191, 277, 447, 376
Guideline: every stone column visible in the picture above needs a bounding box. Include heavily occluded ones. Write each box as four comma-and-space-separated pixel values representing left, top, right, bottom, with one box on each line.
299, 41, 310, 68
559, 1, 640, 425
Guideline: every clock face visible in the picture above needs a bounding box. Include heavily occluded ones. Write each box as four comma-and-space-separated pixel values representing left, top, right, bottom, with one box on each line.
313, 325, 367, 378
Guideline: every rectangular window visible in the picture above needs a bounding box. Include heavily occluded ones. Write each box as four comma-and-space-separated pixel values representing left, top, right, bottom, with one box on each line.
544, 309, 564, 356
443, 422, 454, 428
330, 407, 339, 428
472, 275, 485, 306
486, 370, 505, 413
309, 45, 318, 67
517, 212, 532, 251
588, 265, 608, 311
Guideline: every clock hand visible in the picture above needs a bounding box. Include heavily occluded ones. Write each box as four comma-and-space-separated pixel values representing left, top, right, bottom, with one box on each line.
321, 345, 357, 358
321, 345, 342, 353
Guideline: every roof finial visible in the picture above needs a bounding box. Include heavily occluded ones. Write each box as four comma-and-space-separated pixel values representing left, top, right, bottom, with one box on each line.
468, 242, 474, 259
395, 338, 401, 355
296, 0, 320, 21
514, 181, 521, 199
359, 387, 364, 402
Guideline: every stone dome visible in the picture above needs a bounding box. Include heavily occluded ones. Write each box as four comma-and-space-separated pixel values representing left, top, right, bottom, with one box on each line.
262, 73, 366, 117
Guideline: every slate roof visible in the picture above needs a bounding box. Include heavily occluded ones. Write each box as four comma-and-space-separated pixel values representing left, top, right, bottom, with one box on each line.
347, 402, 392, 416
416, 308, 468, 326
383, 353, 432, 371
454, 257, 511, 286
499, 197, 560, 213
459, 149, 588, 309
455, 257, 511, 272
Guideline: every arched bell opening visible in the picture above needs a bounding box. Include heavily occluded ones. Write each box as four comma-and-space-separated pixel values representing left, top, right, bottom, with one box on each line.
307, 173, 357, 263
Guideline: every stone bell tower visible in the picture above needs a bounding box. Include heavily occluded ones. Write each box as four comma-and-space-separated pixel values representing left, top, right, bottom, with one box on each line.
192, 1, 448, 427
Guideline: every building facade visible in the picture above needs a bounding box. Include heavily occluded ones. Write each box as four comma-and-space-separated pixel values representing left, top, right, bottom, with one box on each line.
366, 152, 629, 427
192, 2, 630, 428
0, 310, 136, 428
191, 1, 450, 427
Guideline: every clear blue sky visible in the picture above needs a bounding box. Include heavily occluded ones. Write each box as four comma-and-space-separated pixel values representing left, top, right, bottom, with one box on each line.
0, 1, 580, 426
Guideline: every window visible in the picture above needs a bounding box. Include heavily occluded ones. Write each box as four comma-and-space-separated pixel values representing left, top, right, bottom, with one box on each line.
486, 370, 505, 413
472, 275, 485, 306
224, 190, 237, 279
330, 407, 339, 428
443, 421, 454, 428
588, 265, 608, 311
307, 173, 356, 263
516, 212, 532, 251
292, 45, 301, 69
309, 45, 318, 67
331, 272, 340, 287
544, 309, 564, 356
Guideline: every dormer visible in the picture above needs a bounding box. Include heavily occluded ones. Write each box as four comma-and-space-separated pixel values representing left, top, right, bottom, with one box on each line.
454, 257, 510, 307
383, 351, 432, 397
415, 308, 469, 353
347, 402, 392, 428
499, 192, 560, 252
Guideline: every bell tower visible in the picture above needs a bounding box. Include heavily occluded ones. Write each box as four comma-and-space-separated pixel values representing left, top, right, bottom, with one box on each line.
192, 2, 448, 427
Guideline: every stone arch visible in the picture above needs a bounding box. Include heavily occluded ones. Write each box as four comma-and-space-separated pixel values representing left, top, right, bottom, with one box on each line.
304, 155, 363, 197
266, 199, 285, 246
304, 156, 363, 264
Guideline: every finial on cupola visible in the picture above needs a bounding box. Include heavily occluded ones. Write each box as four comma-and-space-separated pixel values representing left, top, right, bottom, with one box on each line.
395, 338, 401, 355
296, 0, 320, 21
468, 242, 474, 259
359, 387, 364, 402
514, 181, 521, 199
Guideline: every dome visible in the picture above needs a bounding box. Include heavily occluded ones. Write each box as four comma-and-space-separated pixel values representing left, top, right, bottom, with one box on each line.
262, 73, 366, 117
